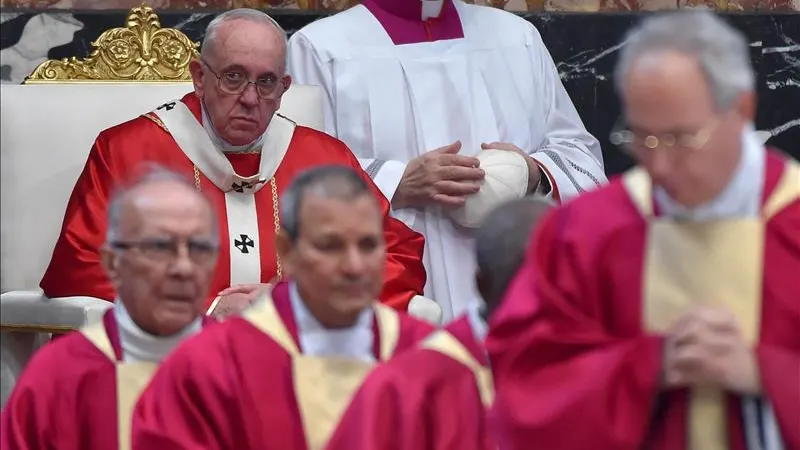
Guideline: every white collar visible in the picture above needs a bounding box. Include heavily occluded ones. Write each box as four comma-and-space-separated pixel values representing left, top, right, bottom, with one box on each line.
655, 124, 764, 220
113, 300, 202, 363
288, 282, 376, 361
200, 100, 264, 153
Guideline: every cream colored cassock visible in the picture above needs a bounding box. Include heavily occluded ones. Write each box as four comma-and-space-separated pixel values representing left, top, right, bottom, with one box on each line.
288, 0, 607, 321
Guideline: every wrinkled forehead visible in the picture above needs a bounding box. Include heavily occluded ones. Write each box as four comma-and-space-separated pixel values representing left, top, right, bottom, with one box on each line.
120, 187, 215, 238
209, 20, 286, 73
299, 195, 382, 236
623, 52, 715, 129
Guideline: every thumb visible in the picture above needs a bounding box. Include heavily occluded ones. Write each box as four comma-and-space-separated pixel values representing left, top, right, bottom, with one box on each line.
435, 140, 462, 154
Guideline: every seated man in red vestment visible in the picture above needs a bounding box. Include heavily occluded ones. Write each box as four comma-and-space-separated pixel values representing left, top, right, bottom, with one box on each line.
132, 166, 435, 450
40, 8, 427, 319
487, 10, 800, 450
1, 167, 219, 450
325, 196, 553, 450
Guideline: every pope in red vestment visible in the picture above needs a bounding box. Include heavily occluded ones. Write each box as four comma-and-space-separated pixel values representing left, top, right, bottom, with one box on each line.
40, 10, 426, 314
132, 282, 434, 450
325, 197, 554, 450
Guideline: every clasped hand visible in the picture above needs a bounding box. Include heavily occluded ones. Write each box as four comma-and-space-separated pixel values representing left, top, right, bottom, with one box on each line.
662, 306, 761, 395
392, 141, 541, 210
209, 283, 272, 319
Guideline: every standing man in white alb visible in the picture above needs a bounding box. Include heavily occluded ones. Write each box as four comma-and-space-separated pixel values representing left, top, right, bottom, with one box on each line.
287, 0, 606, 321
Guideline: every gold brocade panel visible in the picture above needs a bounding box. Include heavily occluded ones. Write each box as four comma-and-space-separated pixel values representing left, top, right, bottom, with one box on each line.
243, 294, 400, 450
80, 322, 158, 450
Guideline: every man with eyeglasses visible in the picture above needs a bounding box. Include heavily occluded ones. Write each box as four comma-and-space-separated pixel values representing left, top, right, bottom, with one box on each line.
1, 167, 218, 450
40, 8, 432, 322
487, 10, 799, 450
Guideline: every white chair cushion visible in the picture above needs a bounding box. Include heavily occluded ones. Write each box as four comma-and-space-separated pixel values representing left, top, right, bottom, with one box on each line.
0, 83, 324, 293
0, 291, 112, 329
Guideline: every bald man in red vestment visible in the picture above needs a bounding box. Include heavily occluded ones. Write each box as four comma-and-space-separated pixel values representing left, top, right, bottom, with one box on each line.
40, 8, 426, 319
1, 168, 218, 450
487, 11, 799, 450
325, 196, 553, 450
132, 166, 435, 450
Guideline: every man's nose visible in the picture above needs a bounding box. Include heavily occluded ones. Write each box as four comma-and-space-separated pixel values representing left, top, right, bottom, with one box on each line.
647, 148, 672, 180
167, 246, 195, 277
341, 248, 367, 275
238, 84, 260, 107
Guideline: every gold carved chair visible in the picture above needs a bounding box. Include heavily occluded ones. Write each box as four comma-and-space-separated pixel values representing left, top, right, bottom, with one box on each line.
0, 5, 325, 406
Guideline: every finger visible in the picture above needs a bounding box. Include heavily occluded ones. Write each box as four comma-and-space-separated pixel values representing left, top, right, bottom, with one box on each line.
217, 283, 261, 296
482, 142, 520, 152
440, 154, 483, 169
671, 346, 708, 373
438, 165, 485, 181
672, 319, 703, 348
433, 141, 462, 154
431, 193, 469, 207
685, 307, 739, 334
434, 180, 482, 197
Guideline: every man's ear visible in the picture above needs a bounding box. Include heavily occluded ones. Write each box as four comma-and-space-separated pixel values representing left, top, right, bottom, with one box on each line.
275, 229, 295, 276
100, 245, 121, 289
189, 59, 205, 97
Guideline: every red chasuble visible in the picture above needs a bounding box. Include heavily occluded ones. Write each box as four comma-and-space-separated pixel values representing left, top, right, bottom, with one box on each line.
0, 311, 214, 450
486, 151, 800, 450
131, 282, 434, 450
326, 315, 495, 450
40, 92, 426, 311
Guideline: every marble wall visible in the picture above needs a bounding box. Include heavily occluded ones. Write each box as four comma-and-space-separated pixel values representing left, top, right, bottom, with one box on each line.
1, 0, 799, 11
0, 8, 797, 173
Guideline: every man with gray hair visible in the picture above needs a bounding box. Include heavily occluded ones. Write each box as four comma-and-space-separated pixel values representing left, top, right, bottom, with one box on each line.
40, 8, 430, 321
1, 166, 218, 450
132, 165, 435, 450
487, 10, 799, 450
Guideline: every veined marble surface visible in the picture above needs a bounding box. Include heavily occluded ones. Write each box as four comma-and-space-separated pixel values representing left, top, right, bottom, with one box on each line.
0, 11, 797, 172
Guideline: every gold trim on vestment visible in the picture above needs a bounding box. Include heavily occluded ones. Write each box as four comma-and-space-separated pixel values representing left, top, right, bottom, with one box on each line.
80, 321, 158, 450
420, 330, 495, 407
242, 295, 400, 449
141, 111, 284, 290
622, 159, 800, 450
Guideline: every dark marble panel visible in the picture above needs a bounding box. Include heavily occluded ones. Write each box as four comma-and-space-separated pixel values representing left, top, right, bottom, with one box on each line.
1, 10, 797, 174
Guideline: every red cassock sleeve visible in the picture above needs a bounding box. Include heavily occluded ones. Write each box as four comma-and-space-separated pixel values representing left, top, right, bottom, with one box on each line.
326, 351, 491, 450
758, 346, 800, 449
132, 331, 247, 450
757, 200, 800, 450
339, 146, 426, 311
39, 131, 120, 300
1, 363, 55, 450
485, 209, 664, 450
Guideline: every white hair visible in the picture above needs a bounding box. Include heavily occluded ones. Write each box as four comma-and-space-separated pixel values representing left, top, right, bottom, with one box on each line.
106, 164, 218, 245
201, 9, 288, 68
615, 10, 755, 111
